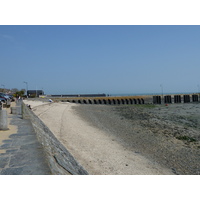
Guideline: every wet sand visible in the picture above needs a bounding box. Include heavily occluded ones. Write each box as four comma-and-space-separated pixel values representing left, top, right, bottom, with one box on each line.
74, 103, 200, 175
24, 100, 200, 175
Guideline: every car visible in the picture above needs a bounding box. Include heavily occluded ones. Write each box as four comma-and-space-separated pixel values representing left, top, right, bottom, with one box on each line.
6, 94, 15, 102
0, 97, 6, 103
0, 95, 7, 101
0, 93, 11, 101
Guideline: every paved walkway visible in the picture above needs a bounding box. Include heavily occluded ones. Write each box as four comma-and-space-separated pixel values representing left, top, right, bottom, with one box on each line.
0, 103, 51, 175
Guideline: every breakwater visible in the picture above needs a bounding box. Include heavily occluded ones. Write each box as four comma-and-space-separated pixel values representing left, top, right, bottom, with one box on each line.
49, 94, 200, 105
60, 96, 146, 105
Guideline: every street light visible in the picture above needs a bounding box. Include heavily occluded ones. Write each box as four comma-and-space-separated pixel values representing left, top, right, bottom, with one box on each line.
23, 81, 28, 96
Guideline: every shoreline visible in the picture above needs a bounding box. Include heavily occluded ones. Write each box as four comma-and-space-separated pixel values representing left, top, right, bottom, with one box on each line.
24, 100, 200, 175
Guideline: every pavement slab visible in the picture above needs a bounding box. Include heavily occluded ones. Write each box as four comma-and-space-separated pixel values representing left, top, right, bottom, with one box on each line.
0, 103, 52, 175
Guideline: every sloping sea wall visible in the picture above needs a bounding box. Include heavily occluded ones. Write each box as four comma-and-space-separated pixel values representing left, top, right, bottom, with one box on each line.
22, 102, 88, 175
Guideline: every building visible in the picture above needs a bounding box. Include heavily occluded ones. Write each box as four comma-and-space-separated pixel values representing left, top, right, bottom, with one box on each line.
27, 90, 44, 97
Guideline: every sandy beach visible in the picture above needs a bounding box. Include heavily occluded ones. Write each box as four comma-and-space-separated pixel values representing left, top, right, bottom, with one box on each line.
24, 100, 200, 175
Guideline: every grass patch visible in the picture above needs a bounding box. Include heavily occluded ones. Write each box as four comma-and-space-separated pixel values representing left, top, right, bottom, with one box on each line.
176, 135, 196, 142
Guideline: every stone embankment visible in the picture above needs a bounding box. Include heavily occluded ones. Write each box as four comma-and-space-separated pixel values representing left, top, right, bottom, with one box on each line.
22, 102, 88, 175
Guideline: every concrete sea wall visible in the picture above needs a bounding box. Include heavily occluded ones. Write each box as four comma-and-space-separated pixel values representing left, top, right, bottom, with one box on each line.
21, 102, 88, 175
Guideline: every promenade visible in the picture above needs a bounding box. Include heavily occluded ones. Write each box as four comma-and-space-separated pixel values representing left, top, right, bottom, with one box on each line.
0, 102, 51, 175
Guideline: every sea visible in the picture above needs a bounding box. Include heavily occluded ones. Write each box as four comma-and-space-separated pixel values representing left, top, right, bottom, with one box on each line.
109, 92, 198, 97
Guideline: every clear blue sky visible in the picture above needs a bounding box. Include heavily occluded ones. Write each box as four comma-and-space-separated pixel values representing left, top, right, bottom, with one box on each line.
1, 25, 200, 95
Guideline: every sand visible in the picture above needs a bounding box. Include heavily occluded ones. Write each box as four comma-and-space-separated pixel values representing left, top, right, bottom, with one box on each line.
24, 100, 173, 175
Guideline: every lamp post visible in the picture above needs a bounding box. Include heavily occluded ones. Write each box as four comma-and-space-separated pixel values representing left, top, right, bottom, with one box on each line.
23, 81, 28, 97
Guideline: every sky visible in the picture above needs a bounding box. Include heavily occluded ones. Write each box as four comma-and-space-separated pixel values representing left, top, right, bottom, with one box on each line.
1, 25, 200, 95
